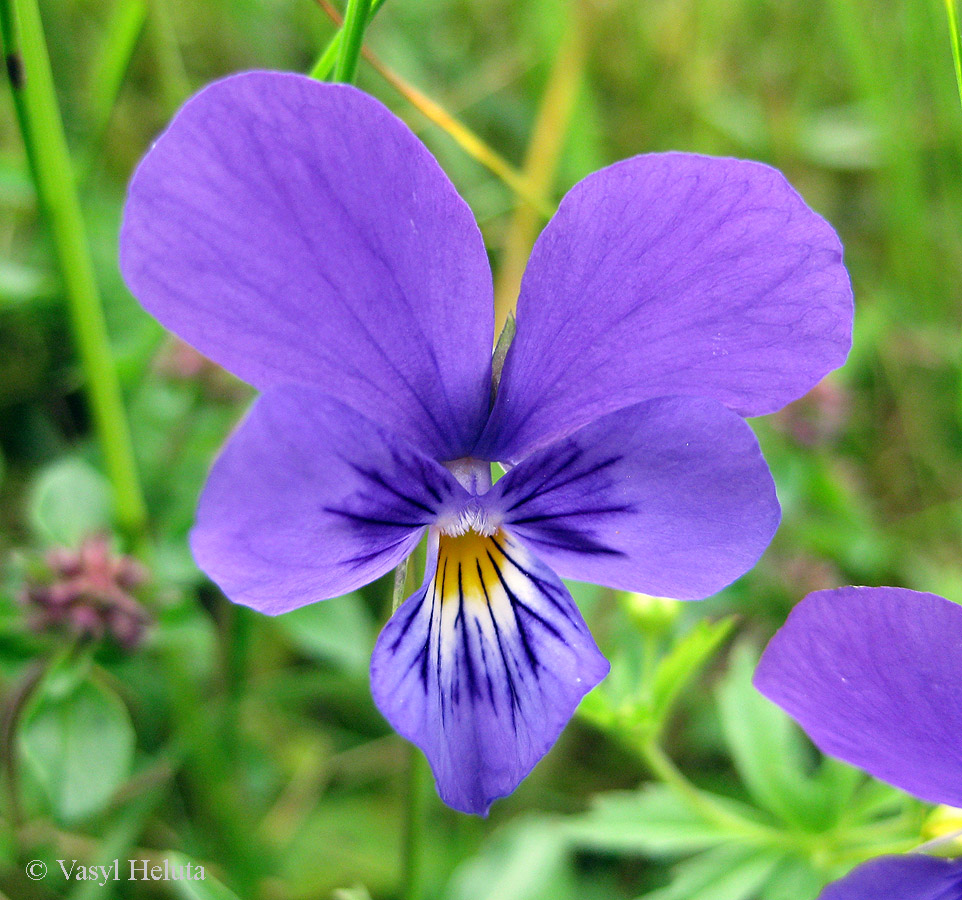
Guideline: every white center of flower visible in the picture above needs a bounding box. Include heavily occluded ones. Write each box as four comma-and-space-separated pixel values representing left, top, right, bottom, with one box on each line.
437, 458, 500, 536
438, 500, 499, 537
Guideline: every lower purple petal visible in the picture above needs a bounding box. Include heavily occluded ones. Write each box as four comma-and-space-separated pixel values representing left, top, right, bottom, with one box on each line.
819, 855, 962, 900
371, 528, 609, 815
754, 587, 962, 808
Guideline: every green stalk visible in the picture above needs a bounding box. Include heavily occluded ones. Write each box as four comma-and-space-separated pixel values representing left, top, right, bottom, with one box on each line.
640, 740, 787, 847
80, 0, 148, 175
310, 29, 343, 80
333, 0, 372, 83
0, 0, 148, 543
946, 0, 962, 111
401, 746, 431, 900
310, 0, 389, 81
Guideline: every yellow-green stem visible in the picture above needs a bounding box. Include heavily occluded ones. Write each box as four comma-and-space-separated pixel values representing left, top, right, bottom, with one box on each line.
640, 739, 784, 846
401, 746, 431, 900
945, 0, 962, 111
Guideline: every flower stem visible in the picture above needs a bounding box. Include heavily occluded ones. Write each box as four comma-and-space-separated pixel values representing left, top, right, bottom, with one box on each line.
309, 29, 343, 80
1, 658, 46, 840
392, 557, 411, 612
401, 745, 431, 900
310, 0, 388, 81
333, 0, 372, 84
639, 739, 782, 844
945, 0, 962, 112
0, 0, 148, 545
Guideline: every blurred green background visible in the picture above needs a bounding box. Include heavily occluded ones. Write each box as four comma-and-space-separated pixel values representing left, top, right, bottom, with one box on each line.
1, 0, 961, 897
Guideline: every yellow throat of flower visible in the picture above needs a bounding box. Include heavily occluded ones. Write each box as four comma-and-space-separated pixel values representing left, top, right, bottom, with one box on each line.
435, 528, 513, 610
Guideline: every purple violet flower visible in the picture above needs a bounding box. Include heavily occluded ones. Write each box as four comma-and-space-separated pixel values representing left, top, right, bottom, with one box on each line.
755, 587, 962, 899
120, 71, 853, 814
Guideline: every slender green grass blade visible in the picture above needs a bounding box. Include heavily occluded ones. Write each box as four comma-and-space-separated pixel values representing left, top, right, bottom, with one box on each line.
0, 0, 147, 542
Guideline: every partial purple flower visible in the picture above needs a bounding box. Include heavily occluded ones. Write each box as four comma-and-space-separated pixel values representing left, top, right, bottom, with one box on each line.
819, 855, 962, 900
120, 71, 853, 814
755, 587, 962, 899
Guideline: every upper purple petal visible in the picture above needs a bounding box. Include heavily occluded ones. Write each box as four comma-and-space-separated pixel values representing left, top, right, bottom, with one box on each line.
484, 396, 779, 599
477, 153, 853, 462
818, 855, 962, 900
371, 528, 608, 814
121, 71, 494, 459
754, 586, 962, 808
192, 384, 470, 614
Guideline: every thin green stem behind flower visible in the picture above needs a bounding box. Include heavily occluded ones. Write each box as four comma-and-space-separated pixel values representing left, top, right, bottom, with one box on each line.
0, 0, 148, 544
333, 0, 372, 83
946, 0, 962, 111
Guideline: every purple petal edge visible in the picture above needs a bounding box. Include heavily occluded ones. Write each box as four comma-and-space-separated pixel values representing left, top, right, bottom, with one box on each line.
818, 855, 962, 900
486, 396, 779, 600
192, 384, 469, 614
755, 586, 962, 808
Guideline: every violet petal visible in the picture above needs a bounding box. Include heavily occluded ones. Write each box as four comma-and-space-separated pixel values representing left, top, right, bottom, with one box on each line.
192, 385, 470, 614
478, 153, 853, 462
818, 855, 962, 900
755, 586, 962, 808
121, 72, 493, 459
486, 396, 779, 599
371, 528, 609, 814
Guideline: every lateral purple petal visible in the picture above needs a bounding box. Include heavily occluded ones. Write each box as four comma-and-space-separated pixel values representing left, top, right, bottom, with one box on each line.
371, 529, 609, 815
486, 397, 779, 599
478, 153, 853, 462
192, 385, 470, 614
121, 72, 493, 459
818, 856, 962, 900
754, 587, 962, 808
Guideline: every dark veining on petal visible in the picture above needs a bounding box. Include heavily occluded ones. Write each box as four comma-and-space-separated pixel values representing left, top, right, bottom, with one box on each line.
485, 550, 543, 675
322, 508, 423, 529
347, 460, 437, 515
503, 447, 622, 512
519, 529, 627, 558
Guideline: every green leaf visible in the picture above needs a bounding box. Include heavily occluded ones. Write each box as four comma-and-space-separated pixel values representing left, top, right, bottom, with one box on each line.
275, 593, 375, 675
564, 786, 733, 856
0, 258, 57, 306
447, 819, 575, 900
716, 643, 850, 830
649, 618, 735, 731
332, 888, 373, 900
29, 457, 112, 545
579, 616, 734, 742
18, 671, 135, 823
640, 845, 782, 900
165, 853, 241, 900
758, 856, 824, 900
